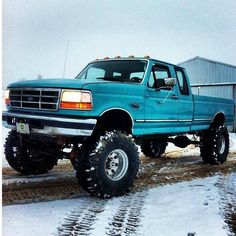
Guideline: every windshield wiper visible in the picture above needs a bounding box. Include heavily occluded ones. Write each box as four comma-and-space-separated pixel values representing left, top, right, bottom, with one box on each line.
96, 77, 141, 83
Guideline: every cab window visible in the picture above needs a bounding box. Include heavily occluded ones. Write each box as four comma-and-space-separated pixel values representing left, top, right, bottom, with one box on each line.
175, 68, 189, 95
148, 65, 171, 90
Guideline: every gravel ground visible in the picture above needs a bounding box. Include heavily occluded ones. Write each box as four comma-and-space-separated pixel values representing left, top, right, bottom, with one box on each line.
2, 151, 236, 205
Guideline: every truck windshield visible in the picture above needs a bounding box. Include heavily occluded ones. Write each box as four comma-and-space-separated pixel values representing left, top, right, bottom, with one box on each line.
75, 60, 147, 83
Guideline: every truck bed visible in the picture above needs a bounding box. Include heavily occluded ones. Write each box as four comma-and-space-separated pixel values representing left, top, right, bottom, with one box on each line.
191, 94, 234, 131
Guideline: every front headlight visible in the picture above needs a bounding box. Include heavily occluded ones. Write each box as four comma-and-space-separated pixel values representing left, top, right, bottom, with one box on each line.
60, 90, 92, 110
5, 89, 10, 105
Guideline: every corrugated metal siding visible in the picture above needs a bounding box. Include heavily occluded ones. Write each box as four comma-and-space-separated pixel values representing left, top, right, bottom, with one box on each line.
234, 85, 236, 131
180, 58, 236, 84
233, 85, 236, 104
191, 85, 233, 99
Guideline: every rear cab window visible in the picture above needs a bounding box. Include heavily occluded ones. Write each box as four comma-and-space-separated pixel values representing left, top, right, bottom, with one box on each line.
175, 68, 189, 95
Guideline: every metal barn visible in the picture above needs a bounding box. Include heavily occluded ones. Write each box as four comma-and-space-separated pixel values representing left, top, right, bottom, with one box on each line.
178, 56, 236, 131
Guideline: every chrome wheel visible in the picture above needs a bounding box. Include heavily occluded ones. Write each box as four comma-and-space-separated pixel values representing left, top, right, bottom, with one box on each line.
219, 135, 226, 154
105, 149, 129, 181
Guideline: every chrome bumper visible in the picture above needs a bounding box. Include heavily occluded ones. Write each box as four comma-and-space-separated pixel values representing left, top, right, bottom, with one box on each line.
2, 111, 97, 137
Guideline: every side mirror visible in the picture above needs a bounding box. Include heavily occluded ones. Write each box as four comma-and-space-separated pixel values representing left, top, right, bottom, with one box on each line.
164, 78, 176, 86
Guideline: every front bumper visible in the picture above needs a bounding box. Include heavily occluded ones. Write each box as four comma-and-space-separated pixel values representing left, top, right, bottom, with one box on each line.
2, 111, 97, 137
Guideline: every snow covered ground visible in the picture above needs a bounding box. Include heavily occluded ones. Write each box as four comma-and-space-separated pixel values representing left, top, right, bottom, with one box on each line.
3, 172, 236, 236
2, 98, 236, 235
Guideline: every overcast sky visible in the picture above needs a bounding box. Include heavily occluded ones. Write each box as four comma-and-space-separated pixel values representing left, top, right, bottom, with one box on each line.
3, 0, 236, 88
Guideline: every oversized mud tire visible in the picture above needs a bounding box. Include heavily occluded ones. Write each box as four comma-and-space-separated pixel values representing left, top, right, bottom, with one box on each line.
141, 139, 167, 158
4, 130, 25, 173
200, 125, 229, 165
4, 130, 57, 175
75, 131, 139, 198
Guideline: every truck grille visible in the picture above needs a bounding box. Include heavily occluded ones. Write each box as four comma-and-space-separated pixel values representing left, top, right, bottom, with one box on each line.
9, 88, 61, 111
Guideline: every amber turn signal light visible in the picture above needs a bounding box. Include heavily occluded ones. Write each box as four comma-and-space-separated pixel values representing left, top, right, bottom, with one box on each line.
60, 90, 92, 110
60, 102, 92, 110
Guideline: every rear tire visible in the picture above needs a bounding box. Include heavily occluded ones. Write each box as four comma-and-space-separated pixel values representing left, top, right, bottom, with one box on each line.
141, 139, 167, 158
4, 131, 58, 175
200, 125, 229, 165
75, 131, 139, 198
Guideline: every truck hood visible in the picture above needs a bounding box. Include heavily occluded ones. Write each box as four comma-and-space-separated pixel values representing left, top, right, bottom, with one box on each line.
7, 78, 114, 90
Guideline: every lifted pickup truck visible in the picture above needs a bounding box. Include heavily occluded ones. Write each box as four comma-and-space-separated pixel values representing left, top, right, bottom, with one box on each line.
3, 57, 235, 198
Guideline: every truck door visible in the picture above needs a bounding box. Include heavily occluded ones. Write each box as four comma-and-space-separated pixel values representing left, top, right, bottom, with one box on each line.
174, 67, 193, 132
144, 64, 179, 134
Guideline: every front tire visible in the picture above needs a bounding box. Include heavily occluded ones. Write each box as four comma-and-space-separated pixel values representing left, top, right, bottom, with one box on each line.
75, 131, 139, 198
200, 125, 229, 164
4, 131, 58, 175
4, 131, 25, 173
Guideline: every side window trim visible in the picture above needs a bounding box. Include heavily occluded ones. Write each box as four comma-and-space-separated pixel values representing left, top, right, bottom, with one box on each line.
152, 67, 158, 88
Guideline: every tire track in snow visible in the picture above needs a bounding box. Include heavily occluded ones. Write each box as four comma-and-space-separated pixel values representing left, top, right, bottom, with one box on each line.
217, 173, 236, 235
58, 198, 106, 236
106, 191, 147, 235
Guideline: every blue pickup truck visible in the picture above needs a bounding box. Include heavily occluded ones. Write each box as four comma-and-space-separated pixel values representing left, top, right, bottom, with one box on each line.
3, 57, 235, 198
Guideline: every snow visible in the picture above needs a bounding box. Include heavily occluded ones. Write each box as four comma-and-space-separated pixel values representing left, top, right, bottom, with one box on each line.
3, 198, 88, 236
3, 173, 235, 236
2, 168, 74, 186
140, 178, 227, 236
229, 133, 236, 152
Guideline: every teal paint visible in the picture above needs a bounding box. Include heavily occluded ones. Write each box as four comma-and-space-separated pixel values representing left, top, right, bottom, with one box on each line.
6, 58, 235, 136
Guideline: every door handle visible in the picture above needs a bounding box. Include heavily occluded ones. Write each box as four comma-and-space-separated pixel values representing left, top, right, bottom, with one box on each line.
171, 95, 179, 100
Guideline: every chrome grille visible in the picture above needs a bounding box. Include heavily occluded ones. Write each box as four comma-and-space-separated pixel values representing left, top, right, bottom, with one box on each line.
9, 88, 61, 111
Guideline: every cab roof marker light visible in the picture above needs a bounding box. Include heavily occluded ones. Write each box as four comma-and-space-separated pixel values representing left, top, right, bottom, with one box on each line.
144, 55, 150, 58
129, 55, 135, 58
